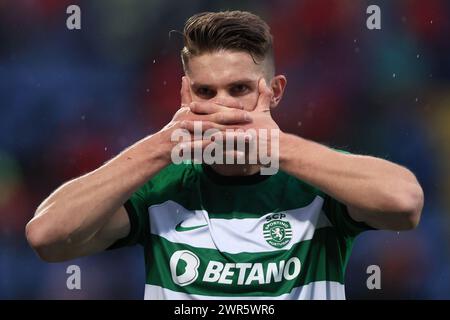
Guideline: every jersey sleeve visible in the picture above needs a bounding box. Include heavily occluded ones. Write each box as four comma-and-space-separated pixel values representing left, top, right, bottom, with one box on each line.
323, 195, 376, 239
323, 147, 376, 238
107, 181, 152, 249
106, 163, 194, 250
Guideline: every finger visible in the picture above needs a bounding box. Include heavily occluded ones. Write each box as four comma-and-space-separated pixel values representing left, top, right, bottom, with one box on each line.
177, 140, 213, 162
175, 139, 211, 152
189, 101, 222, 115
171, 106, 192, 122
255, 78, 273, 112
213, 98, 244, 110
221, 131, 253, 141
180, 120, 225, 133
210, 110, 252, 125
180, 76, 192, 106
211, 132, 251, 164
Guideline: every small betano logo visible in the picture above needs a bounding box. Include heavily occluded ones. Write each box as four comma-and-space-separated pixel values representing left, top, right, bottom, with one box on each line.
170, 250, 200, 286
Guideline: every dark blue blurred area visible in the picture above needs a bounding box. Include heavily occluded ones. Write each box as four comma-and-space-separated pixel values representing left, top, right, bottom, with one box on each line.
1, 0, 449, 299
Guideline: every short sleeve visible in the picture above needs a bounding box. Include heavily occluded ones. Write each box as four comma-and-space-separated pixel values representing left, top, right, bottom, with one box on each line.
107, 183, 151, 250
323, 147, 376, 238
323, 195, 376, 239
106, 163, 194, 250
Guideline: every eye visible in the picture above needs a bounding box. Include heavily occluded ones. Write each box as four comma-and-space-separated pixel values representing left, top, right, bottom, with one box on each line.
230, 84, 250, 96
196, 87, 215, 99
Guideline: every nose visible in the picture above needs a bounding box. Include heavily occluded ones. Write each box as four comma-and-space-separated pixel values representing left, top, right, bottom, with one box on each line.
212, 90, 243, 110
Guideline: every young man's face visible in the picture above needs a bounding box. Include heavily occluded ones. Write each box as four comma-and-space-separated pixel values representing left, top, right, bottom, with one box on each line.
185, 50, 269, 111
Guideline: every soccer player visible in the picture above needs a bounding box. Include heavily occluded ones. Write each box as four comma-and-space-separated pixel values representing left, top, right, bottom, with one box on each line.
26, 11, 424, 299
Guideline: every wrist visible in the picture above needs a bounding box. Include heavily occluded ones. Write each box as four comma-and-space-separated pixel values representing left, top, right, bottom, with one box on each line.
122, 132, 173, 178
143, 131, 174, 165
279, 132, 292, 168
279, 132, 305, 170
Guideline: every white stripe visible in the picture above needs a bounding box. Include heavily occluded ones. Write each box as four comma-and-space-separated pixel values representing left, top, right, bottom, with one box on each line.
148, 196, 331, 254
144, 281, 345, 300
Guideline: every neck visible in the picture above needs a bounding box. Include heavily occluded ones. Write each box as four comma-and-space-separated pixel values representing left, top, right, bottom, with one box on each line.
210, 164, 261, 176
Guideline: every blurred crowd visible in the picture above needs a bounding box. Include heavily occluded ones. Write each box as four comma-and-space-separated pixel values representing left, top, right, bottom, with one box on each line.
0, 0, 449, 299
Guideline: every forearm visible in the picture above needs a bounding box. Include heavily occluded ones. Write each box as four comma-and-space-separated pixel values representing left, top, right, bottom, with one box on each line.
279, 133, 423, 216
26, 132, 171, 249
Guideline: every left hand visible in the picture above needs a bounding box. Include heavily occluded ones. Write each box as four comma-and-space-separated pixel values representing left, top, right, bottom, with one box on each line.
180, 78, 281, 165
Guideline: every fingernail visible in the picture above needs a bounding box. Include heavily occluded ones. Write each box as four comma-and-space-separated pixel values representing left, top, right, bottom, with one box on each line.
244, 112, 251, 121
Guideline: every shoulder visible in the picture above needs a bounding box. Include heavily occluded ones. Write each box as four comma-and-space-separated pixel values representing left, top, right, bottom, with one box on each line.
134, 162, 200, 202
278, 170, 327, 199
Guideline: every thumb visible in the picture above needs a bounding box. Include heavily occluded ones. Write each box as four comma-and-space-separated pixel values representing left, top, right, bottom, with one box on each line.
255, 78, 273, 112
180, 76, 192, 106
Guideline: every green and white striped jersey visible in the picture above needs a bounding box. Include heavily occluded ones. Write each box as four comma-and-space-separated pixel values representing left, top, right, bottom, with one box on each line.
110, 162, 373, 300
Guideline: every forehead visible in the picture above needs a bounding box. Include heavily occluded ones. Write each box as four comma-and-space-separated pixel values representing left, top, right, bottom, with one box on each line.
187, 50, 263, 85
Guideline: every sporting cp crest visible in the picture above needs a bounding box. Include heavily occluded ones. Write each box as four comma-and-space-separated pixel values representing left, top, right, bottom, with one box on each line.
263, 218, 292, 248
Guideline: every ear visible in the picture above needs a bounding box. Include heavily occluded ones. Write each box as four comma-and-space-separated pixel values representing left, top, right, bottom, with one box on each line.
269, 75, 287, 108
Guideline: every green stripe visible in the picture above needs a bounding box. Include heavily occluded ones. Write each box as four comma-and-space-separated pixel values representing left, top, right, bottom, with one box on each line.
146, 227, 347, 297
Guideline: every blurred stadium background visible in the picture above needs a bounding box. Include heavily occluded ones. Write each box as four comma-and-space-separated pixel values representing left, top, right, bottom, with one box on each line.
0, 0, 449, 299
